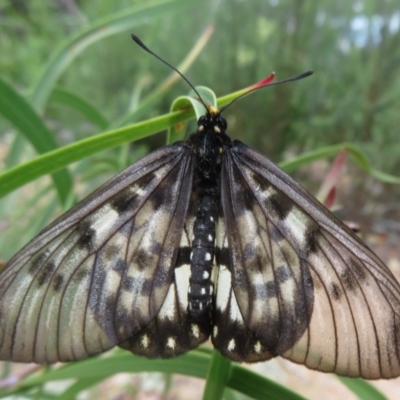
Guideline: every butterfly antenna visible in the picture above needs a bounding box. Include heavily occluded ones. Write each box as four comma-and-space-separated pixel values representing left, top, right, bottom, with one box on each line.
131, 34, 209, 112
220, 70, 313, 113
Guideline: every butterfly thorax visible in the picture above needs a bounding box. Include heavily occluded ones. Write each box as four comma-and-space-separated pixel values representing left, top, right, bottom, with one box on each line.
187, 113, 231, 324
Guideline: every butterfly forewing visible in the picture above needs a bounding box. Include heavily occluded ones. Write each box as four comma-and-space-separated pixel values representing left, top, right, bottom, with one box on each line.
223, 141, 400, 378
0, 143, 193, 363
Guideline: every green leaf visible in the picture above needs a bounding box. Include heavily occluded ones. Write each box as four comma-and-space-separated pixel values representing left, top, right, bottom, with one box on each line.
57, 377, 109, 400
3, 350, 306, 400
279, 143, 400, 184
227, 364, 307, 400
167, 86, 217, 143
49, 87, 109, 130
338, 377, 388, 400
202, 351, 232, 400
0, 108, 195, 199
30, 0, 203, 112
0, 76, 72, 205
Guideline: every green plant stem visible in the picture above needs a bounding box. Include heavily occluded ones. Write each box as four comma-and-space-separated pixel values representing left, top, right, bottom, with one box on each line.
202, 351, 232, 400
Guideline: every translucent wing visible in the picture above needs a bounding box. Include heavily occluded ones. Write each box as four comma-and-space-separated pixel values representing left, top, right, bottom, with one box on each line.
214, 140, 400, 379
0, 143, 196, 363
120, 195, 210, 357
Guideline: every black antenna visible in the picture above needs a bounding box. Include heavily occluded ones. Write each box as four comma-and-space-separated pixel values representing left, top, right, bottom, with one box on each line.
131, 34, 209, 112
220, 70, 313, 112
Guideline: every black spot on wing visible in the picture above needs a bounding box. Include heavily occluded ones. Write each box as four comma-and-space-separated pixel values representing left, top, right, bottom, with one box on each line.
28, 252, 48, 275
269, 192, 292, 219
304, 223, 320, 255
110, 189, 138, 214
131, 249, 148, 270
175, 246, 191, 267
150, 241, 163, 255
341, 268, 357, 291
73, 268, 90, 283
111, 172, 155, 214
269, 225, 285, 242
53, 274, 64, 292
112, 258, 127, 275
150, 176, 171, 210
231, 165, 257, 211
104, 244, 120, 261
250, 171, 270, 192
276, 265, 291, 283
302, 266, 314, 292
390, 315, 400, 356
331, 282, 341, 300
350, 257, 367, 281
266, 281, 277, 298
215, 247, 230, 268
37, 261, 56, 286
77, 221, 96, 250
152, 267, 170, 288
140, 279, 153, 296
122, 276, 134, 291
239, 189, 257, 211
243, 244, 256, 259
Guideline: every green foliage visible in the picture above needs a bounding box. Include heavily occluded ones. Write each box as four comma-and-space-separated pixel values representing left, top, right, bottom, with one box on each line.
0, 0, 399, 399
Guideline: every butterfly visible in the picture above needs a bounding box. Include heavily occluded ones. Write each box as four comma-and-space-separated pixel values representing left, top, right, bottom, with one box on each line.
0, 35, 399, 381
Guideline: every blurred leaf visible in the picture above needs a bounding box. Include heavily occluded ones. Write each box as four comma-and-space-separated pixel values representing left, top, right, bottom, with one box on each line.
49, 87, 109, 130
338, 377, 388, 400
2, 350, 306, 400
0, 76, 72, 204
202, 351, 232, 400
316, 149, 346, 205
0, 108, 195, 198
114, 25, 215, 127
279, 143, 400, 184
30, 0, 203, 112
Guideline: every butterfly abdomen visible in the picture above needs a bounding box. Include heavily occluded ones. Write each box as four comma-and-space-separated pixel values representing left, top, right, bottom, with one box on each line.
188, 127, 228, 321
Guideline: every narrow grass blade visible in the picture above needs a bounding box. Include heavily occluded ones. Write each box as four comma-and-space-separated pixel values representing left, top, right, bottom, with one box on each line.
31, 0, 202, 112
338, 377, 388, 400
202, 351, 232, 400
0, 76, 72, 204
49, 87, 109, 129
114, 25, 215, 128
0, 108, 195, 198
2, 350, 306, 400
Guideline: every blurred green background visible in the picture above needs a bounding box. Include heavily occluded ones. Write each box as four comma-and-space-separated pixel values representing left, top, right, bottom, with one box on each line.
0, 1, 400, 398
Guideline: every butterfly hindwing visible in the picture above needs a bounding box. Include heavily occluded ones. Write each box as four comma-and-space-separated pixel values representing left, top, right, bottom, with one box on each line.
213, 216, 276, 362
212, 144, 313, 362
216, 141, 400, 378
0, 143, 193, 363
120, 196, 210, 357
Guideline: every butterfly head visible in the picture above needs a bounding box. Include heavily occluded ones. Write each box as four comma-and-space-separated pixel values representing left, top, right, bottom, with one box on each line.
198, 106, 227, 135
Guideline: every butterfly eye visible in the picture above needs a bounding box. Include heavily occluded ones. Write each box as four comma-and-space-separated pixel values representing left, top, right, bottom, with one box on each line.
218, 116, 227, 131
198, 116, 207, 126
